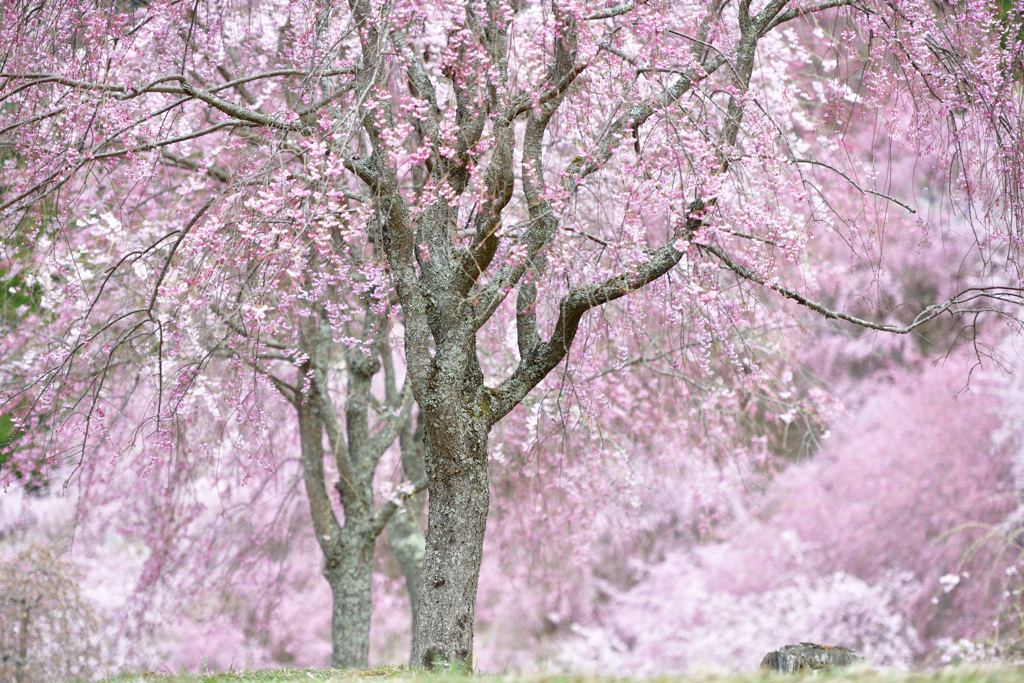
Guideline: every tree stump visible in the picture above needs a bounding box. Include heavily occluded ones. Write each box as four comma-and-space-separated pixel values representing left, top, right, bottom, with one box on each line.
760, 642, 864, 673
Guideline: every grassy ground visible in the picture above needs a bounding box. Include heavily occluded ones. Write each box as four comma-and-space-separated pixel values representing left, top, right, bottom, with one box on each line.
98, 664, 1024, 683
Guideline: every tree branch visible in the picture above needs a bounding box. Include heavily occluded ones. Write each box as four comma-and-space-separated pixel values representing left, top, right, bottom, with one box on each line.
297, 387, 344, 554
488, 202, 707, 423
793, 158, 917, 213
179, 81, 310, 133
587, 0, 635, 20
370, 477, 429, 538
91, 120, 257, 162
763, 0, 860, 32
388, 27, 441, 143
160, 150, 232, 183
701, 241, 1020, 333
368, 382, 415, 462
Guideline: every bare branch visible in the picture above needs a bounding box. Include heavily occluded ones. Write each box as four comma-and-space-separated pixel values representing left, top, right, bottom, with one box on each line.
369, 477, 429, 538
702, 241, 1019, 333
160, 150, 232, 183
763, 0, 860, 32
587, 0, 635, 20
793, 158, 917, 213
0, 72, 183, 99
0, 67, 356, 99
91, 120, 257, 161
179, 81, 310, 133
368, 383, 415, 461
0, 106, 67, 137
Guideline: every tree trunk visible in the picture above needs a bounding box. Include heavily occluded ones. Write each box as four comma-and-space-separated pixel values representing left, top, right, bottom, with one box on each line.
388, 413, 427, 653
324, 532, 375, 669
388, 507, 425, 642
410, 411, 490, 669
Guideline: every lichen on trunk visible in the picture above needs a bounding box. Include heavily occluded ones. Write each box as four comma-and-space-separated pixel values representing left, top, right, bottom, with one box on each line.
410, 417, 490, 669
324, 534, 375, 668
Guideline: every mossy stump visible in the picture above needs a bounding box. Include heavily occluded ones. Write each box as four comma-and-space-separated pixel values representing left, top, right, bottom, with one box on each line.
761, 642, 864, 673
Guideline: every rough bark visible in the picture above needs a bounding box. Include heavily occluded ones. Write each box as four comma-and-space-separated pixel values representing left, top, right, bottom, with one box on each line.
295, 315, 416, 669
761, 643, 864, 673
387, 415, 427, 649
410, 401, 490, 669
324, 531, 375, 669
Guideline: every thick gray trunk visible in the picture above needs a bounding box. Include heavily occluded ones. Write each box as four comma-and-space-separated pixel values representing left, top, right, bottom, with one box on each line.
410, 414, 489, 669
324, 533, 375, 669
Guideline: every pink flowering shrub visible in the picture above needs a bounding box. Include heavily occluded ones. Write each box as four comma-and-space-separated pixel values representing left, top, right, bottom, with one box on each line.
553, 356, 1020, 673
559, 570, 919, 674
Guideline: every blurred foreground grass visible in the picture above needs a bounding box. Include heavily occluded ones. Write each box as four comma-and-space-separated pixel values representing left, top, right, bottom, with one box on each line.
99, 664, 1024, 683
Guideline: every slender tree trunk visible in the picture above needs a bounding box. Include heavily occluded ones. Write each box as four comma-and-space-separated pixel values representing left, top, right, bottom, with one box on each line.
410, 409, 490, 669
297, 375, 377, 670
388, 414, 427, 654
297, 316, 415, 670
388, 508, 425, 640
324, 531, 375, 669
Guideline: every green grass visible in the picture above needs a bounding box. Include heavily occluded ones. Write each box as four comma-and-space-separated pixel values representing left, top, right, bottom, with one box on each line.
97, 665, 1024, 683
100, 664, 416, 683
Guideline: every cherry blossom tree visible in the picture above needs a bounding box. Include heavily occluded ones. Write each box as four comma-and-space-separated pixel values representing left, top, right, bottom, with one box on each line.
0, 198, 427, 669
3, 0, 1024, 669
0, 4, 428, 666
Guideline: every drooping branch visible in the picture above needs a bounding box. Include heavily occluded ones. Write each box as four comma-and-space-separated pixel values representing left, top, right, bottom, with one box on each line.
700, 241, 1021, 335
793, 158, 917, 213
147, 198, 216, 316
